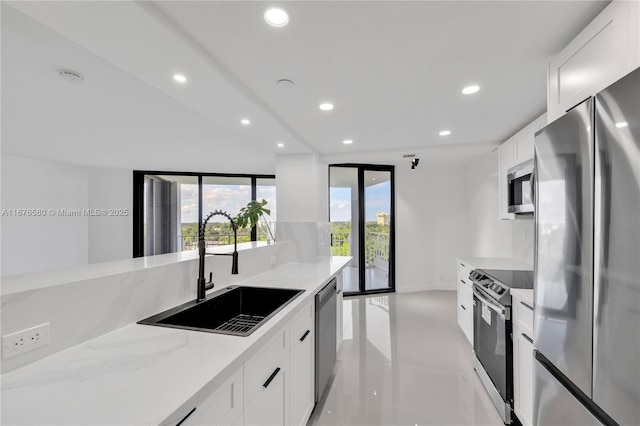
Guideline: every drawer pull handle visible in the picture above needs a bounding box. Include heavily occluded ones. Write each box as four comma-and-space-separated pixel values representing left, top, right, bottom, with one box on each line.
176, 407, 196, 426
263, 367, 281, 388
521, 333, 533, 344
300, 330, 311, 342
520, 301, 534, 311
461, 280, 467, 284
460, 305, 466, 311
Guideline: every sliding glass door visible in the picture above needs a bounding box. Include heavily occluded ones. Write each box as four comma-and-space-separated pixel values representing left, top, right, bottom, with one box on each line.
329, 165, 394, 295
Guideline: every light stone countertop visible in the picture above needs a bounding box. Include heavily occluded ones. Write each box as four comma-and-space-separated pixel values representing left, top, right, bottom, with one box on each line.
1, 241, 274, 295
456, 256, 533, 271
1, 257, 351, 426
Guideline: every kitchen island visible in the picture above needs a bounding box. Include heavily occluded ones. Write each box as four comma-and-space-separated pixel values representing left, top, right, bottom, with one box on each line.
1, 257, 351, 425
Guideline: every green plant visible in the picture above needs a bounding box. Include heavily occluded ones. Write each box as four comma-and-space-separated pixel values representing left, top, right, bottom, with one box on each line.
235, 199, 275, 241
235, 199, 270, 228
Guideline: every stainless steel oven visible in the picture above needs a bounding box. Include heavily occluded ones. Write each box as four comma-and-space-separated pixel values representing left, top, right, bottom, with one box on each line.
469, 268, 534, 425
472, 285, 512, 424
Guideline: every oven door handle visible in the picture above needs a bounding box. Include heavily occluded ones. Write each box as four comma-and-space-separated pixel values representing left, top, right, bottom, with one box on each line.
473, 287, 507, 320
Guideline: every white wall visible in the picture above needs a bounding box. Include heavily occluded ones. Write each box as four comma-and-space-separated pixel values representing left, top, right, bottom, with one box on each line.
1, 154, 89, 275
274, 154, 330, 262
1, 154, 133, 276
465, 153, 514, 258
464, 152, 534, 263
87, 167, 133, 263
512, 217, 534, 263
275, 154, 328, 222
395, 151, 534, 293
395, 161, 469, 292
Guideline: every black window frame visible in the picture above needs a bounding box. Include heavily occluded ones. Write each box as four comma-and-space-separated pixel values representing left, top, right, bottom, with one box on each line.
328, 163, 396, 296
133, 170, 275, 258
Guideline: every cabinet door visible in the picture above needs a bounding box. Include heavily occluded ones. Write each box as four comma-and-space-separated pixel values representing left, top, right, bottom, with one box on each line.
289, 300, 314, 426
459, 282, 473, 345
515, 331, 534, 426
515, 132, 535, 164
290, 328, 314, 426
244, 364, 287, 426
547, 0, 639, 122
456, 260, 474, 345
180, 367, 243, 426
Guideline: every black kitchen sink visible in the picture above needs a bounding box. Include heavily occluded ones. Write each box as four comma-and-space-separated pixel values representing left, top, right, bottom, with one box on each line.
138, 286, 304, 336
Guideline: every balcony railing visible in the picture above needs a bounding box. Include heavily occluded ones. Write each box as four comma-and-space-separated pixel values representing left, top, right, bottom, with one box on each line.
330, 231, 389, 270
179, 232, 251, 251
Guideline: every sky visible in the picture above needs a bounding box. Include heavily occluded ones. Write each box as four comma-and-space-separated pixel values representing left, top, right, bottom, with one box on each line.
177, 180, 388, 224
330, 181, 391, 222
179, 184, 276, 223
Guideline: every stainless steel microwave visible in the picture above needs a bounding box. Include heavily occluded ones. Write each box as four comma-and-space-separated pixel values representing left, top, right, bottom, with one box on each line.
507, 159, 534, 214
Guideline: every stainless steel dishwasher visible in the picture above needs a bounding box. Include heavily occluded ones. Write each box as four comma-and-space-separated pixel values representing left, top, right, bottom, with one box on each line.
315, 278, 337, 403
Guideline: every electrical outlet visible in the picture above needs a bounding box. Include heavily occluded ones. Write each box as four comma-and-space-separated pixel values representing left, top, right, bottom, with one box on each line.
2, 323, 50, 359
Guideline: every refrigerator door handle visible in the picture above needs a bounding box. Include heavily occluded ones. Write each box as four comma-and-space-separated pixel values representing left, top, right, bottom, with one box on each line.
530, 165, 536, 207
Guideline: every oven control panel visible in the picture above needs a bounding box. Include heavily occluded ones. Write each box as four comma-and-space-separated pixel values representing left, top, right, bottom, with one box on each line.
469, 270, 511, 305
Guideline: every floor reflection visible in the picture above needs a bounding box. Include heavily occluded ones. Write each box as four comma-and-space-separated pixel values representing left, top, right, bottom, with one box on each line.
309, 291, 504, 426
343, 266, 390, 293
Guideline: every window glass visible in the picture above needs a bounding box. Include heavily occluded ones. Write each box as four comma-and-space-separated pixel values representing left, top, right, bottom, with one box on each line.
257, 178, 276, 242
135, 173, 275, 257
201, 176, 251, 245
143, 175, 198, 256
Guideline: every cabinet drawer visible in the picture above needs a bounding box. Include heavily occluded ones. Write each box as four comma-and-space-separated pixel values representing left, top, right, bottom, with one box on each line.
289, 299, 313, 349
244, 323, 288, 407
459, 280, 473, 310
457, 260, 473, 283
515, 300, 534, 337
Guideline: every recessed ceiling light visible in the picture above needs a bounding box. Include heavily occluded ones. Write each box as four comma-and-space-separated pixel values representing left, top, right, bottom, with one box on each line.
616, 121, 629, 128
241, 118, 251, 125
462, 85, 480, 95
264, 7, 289, 27
319, 103, 334, 111
439, 130, 452, 136
277, 142, 284, 148
277, 79, 294, 88
173, 74, 187, 83
342, 139, 353, 145
59, 69, 84, 84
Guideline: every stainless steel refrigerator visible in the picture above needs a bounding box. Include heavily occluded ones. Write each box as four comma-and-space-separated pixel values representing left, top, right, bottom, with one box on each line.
533, 66, 640, 426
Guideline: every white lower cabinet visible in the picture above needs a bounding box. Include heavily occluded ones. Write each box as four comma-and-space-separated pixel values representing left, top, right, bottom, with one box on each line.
244, 323, 289, 426
180, 367, 244, 426
456, 259, 474, 345
336, 271, 344, 352
244, 364, 287, 426
512, 294, 534, 426
170, 297, 319, 426
289, 300, 315, 426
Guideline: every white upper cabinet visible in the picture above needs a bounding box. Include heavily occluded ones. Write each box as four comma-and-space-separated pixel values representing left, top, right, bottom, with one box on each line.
547, 0, 640, 122
497, 113, 547, 220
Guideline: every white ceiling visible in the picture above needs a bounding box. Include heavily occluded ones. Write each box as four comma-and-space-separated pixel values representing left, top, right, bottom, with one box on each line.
2, 1, 609, 172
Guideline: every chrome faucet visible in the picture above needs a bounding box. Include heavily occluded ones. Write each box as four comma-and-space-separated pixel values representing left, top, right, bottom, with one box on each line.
197, 210, 239, 302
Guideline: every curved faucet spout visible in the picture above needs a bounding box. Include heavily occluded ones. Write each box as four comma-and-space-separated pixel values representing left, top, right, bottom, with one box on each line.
197, 210, 239, 302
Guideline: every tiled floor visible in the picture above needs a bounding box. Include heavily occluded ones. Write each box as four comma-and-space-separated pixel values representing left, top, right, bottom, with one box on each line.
343, 266, 391, 293
309, 290, 503, 426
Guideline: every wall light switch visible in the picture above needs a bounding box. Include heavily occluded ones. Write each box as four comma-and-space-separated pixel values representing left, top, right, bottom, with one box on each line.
2, 323, 50, 359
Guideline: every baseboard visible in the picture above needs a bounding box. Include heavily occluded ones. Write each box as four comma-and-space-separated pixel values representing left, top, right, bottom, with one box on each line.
396, 285, 455, 294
